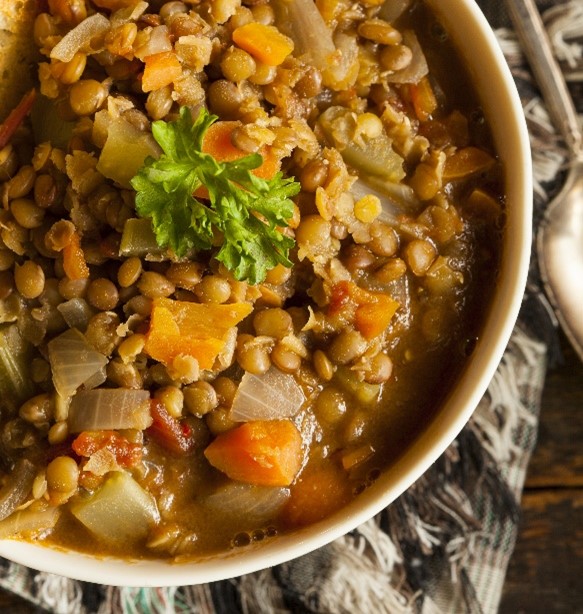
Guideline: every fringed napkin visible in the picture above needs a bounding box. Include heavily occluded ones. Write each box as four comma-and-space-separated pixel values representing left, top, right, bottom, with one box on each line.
1, 0, 581, 612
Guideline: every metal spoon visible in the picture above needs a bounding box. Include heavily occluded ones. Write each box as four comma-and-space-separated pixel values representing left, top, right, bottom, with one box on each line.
505, 0, 583, 362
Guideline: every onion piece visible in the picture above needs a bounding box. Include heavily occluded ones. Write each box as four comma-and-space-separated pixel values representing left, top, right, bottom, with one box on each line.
0, 505, 60, 539
378, 0, 412, 22
48, 329, 108, 398
57, 298, 94, 332
68, 389, 152, 433
134, 25, 172, 60
385, 31, 428, 84
203, 483, 290, 525
50, 13, 111, 63
272, 0, 354, 90
230, 367, 305, 422
350, 177, 422, 223
0, 458, 37, 522
69, 471, 159, 545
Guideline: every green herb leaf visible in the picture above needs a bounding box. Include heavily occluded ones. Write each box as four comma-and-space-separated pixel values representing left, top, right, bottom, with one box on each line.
130, 107, 300, 284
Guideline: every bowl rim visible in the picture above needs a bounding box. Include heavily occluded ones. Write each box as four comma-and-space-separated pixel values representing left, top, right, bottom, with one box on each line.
0, 0, 533, 587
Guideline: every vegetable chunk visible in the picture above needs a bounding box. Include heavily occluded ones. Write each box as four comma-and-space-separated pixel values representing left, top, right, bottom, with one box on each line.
204, 420, 303, 486
144, 297, 253, 368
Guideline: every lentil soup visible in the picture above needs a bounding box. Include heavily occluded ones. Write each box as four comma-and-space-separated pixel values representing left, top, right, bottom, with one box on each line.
0, 0, 504, 561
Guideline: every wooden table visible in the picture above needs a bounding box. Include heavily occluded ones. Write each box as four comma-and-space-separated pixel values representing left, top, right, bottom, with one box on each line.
0, 333, 581, 613
500, 332, 583, 613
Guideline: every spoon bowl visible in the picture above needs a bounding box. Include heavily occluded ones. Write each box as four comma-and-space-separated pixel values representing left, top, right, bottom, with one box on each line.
506, 0, 583, 362
538, 160, 583, 361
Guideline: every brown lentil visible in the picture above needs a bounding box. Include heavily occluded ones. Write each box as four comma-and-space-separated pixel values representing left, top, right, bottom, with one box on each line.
358, 19, 402, 45
328, 329, 368, 365
87, 278, 119, 310
220, 47, 256, 82
364, 353, 393, 384
34, 174, 58, 209
184, 381, 219, 416
194, 275, 231, 304
47, 421, 69, 446
0, 249, 15, 272
299, 159, 328, 193
14, 261, 45, 299
205, 406, 237, 436
137, 270, 176, 299
58, 277, 89, 300
213, 376, 238, 407
11, 198, 46, 229
207, 80, 243, 119
155, 386, 184, 419
368, 221, 399, 257
19, 393, 53, 425
373, 258, 407, 283
117, 257, 143, 288
46, 456, 79, 495
271, 342, 301, 373
6, 165, 36, 200
314, 387, 347, 424
313, 349, 335, 381
165, 261, 204, 291
253, 308, 293, 339
236, 340, 271, 375
380, 44, 413, 72
69, 80, 108, 117
403, 239, 438, 276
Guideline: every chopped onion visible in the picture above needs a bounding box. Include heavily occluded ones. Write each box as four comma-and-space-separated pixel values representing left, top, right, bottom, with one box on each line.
0, 505, 61, 539
57, 298, 94, 332
111, 1, 148, 27
70, 471, 159, 545
50, 14, 111, 63
48, 329, 108, 398
350, 177, 422, 223
379, 0, 412, 22
68, 389, 152, 433
0, 458, 37, 522
203, 483, 290, 525
134, 25, 172, 60
385, 31, 428, 84
230, 367, 305, 422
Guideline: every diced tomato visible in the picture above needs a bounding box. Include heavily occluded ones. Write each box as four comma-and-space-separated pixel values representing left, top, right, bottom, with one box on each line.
147, 399, 196, 456
72, 430, 143, 467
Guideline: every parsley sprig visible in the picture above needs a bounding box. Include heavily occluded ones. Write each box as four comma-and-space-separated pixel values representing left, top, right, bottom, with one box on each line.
130, 107, 300, 284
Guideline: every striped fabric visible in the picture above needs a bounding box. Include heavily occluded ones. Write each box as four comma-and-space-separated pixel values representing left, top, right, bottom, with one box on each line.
1, 1, 580, 612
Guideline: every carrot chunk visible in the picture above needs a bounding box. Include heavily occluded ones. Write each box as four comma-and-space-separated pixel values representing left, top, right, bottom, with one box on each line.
329, 281, 399, 339
232, 23, 294, 66
283, 462, 353, 528
142, 51, 182, 93
144, 297, 252, 368
204, 420, 303, 487
193, 120, 281, 199
408, 76, 438, 122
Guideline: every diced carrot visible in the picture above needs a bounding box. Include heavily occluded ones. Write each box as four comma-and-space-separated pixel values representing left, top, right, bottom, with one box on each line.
144, 297, 253, 368
328, 281, 399, 339
408, 76, 438, 122
72, 430, 142, 467
147, 399, 196, 456
443, 146, 496, 181
62, 231, 90, 280
232, 23, 294, 66
194, 120, 281, 199
204, 420, 303, 487
0, 89, 36, 149
142, 51, 182, 93
283, 461, 353, 528
355, 294, 399, 339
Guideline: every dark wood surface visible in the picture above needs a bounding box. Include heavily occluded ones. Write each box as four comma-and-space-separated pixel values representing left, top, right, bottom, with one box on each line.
499, 333, 583, 614
0, 333, 581, 613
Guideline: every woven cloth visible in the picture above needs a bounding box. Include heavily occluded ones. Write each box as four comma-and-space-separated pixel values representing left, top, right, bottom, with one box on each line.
1, 0, 581, 612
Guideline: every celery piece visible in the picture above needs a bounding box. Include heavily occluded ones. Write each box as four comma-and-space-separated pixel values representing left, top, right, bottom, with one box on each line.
96, 117, 161, 189
0, 324, 34, 413
317, 106, 405, 183
70, 471, 160, 545
334, 366, 380, 405
119, 218, 165, 258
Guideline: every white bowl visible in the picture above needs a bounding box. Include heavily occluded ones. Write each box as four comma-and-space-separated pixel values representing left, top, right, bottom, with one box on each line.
0, 0, 531, 586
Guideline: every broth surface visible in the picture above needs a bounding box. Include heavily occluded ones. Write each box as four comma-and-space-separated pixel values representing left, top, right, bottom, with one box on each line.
0, 0, 503, 560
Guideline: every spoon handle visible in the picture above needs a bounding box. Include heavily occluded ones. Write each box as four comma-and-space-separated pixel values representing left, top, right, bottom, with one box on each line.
505, 0, 583, 158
